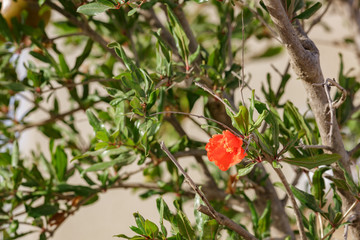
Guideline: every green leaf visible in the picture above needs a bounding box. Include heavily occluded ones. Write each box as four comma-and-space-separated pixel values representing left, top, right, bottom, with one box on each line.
258, 200, 271, 238
86, 109, 103, 132
242, 193, 259, 233
249, 109, 268, 131
188, 45, 201, 65
58, 54, 70, 75
38, 0, 46, 6
294, 2, 322, 20
128, 8, 138, 16
290, 185, 323, 213
339, 163, 360, 197
28, 204, 59, 218
156, 197, 173, 222
55, 183, 97, 196
134, 212, 146, 234
201, 220, 219, 240
73, 39, 93, 70
283, 154, 340, 169
11, 140, 19, 168
144, 220, 159, 239
0, 82, 26, 92
253, 46, 283, 59
81, 155, 136, 175
254, 130, 273, 155
97, 0, 117, 7
52, 146, 68, 182
192, 0, 208, 3
96, 130, 109, 142
226, 105, 249, 134
77, 2, 113, 16
254, 101, 279, 153
194, 193, 219, 239
237, 162, 257, 177
0, 14, 13, 41
166, 5, 190, 63
311, 167, 330, 206
30, 51, 51, 64
0, 153, 11, 167
176, 210, 195, 240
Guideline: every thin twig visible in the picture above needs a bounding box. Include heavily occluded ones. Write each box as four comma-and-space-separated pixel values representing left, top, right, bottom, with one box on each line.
273, 167, 307, 240
41, 78, 117, 94
327, 78, 348, 109
10, 104, 90, 133
48, 32, 87, 41
318, 212, 324, 238
313, 78, 347, 139
231, 71, 260, 100
348, 142, 360, 157
195, 82, 236, 115
150, 111, 245, 140
173, 149, 207, 158
45, 1, 123, 64
235, 1, 281, 43
282, 168, 304, 206
321, 200, 360, 240
296, 142, 333, 151
240, 9, 246, 107
226, 12, 233, 70
306, 0, 333, 33
160, 142, 216, 217
160, 141, 257, 240
17, 92, 49, 114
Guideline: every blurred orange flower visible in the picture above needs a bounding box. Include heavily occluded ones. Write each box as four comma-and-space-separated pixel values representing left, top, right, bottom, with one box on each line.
205, 130, 247, 171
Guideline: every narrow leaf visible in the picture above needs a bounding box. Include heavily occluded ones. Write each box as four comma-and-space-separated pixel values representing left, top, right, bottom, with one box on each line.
290, 185, 323, 213
237, 162, 257, 177
294, 2, 322, 20
283, 154, 340, 169
77, 2, 113, 16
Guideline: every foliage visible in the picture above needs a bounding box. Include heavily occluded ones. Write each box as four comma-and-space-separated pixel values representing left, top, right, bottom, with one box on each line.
0, 0, 360, 239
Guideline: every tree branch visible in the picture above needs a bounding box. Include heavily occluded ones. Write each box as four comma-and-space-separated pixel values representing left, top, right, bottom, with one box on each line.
139, 8, 178, 55
273, 167, 306, 240
172, 6, 198, 53
45, 1, 123, 64
348, 142, 360, 157
261, 0, 360, 236
160, 141, 257, 240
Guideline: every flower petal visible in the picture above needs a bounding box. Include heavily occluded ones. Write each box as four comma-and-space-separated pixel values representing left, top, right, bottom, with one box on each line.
205, 130, 247, 171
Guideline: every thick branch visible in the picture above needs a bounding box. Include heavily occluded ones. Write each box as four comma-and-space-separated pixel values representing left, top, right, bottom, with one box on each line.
262, 0, 320, 82
262, 0, 360, 237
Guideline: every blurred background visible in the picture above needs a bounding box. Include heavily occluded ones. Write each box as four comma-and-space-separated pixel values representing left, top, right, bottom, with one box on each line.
11, 2, 359, 239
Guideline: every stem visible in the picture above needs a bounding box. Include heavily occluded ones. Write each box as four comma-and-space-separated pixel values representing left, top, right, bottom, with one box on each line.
273, 167, 307, 240
160, 141, 258, 240
321, 200, 360, 240
45, 1, 123, 64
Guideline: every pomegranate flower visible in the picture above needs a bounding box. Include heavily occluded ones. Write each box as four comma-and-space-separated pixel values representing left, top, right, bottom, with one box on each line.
205, 130, 247, 171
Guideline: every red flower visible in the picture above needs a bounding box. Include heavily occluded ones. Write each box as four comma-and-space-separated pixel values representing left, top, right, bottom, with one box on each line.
205, 130, 247, 171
